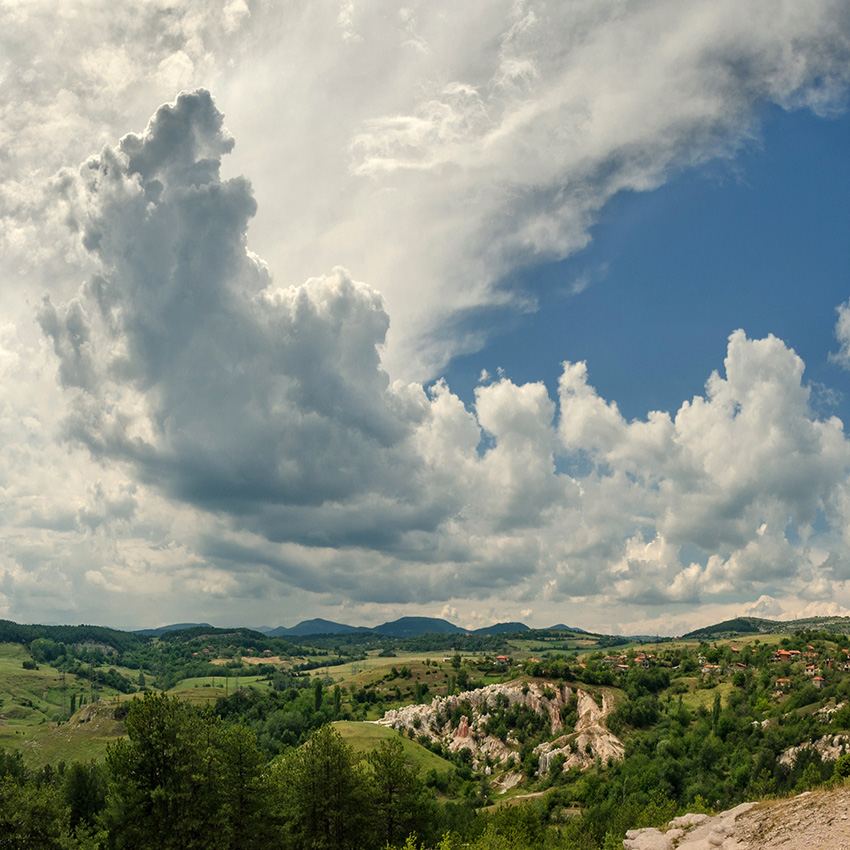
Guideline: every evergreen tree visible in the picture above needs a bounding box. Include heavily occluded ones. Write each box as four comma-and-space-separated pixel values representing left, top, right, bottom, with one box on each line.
0, 775, 69, 849
366, 737, 436, 847
277, 724, 368, 850
103, 692, 272, 850
63, 761, 106, 831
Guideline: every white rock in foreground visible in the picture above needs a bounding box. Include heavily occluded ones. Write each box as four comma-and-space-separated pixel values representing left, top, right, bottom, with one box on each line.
623, 786, 850, 850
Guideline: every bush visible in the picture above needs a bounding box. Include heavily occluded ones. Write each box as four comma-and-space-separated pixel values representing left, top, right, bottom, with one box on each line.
834, 753, 850, 779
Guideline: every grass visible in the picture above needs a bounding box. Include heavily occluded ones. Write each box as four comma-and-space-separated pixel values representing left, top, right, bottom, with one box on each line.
328, 652, 451, 679
331, 655, 459, 698
1, 702, 127, 768
677, 680, 734, 711
333, 720, 454, 776
508, 638, 596, 653
0, 643, 115, 725
0, 642, 129, 767
168, 674, 271, 705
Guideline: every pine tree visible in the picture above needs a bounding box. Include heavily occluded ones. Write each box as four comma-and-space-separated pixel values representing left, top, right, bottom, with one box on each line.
276, 724, 368, 850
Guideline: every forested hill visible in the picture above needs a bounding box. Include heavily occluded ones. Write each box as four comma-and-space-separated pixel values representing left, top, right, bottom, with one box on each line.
682, 615, 850, 640
0, 619, 146, 653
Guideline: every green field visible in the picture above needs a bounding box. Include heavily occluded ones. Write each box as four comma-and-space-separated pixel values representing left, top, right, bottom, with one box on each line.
0, 643, 124, 723
333, 720, 454, 776
329, 655, 457, 701
327, 651, 451, 678
674, 678, 734, 711
0, 701, 126, 768
167, 674, 270, 704
0, 643, 129, 767
508, 637, 598, 654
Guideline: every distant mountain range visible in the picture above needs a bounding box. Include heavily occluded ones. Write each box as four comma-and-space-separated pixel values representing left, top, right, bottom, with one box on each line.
38, 613, 850, 644
134, 622, 214, 637
267, 616, 534, 639
264, 618, 368, 637
135, 617, 540, 639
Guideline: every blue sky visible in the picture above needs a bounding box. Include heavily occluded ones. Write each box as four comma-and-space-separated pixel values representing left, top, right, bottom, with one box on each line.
444, 105, 850, 425
2, 2, 850, 636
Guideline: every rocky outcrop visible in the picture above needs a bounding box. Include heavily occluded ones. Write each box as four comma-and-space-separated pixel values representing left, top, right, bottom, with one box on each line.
535, 690, 624, 772
778, 734, 850, 767
490, 770, 523, 793
624, 786, 850, 850
624, 804, 755, 849
375, 680, 623, 775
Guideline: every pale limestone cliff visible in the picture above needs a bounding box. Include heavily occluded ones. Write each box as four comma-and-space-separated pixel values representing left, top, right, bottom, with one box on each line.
375, 680, 624, 776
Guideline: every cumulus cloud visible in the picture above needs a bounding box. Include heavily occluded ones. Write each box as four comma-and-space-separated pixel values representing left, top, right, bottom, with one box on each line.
47, 93, 429, 531
3, 2, 850, 630
743, 595, 784, 618
33, 90, 850, 630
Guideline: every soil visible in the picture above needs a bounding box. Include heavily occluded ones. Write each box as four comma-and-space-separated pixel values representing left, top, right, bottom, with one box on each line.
623, 785, 850, 849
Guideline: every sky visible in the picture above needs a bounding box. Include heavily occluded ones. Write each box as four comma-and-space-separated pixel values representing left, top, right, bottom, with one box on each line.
2, 1, 850, 637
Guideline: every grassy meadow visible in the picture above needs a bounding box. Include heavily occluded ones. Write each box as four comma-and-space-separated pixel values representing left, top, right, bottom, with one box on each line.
0, 643, 127, 767
333, 720, 454, 777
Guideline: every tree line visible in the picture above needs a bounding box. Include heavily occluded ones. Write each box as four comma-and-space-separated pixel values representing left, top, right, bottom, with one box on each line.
0, 692, 443, 849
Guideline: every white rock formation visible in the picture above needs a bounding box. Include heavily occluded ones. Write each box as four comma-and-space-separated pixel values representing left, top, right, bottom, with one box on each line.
375, 680, 624, 775
624, 803, 755, 850
536, 689, 624, 772
778, 734, 850, 767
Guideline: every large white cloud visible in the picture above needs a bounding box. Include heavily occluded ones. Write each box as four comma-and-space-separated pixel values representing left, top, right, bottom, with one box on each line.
3, 2, 850, 631
33, 91, 850, 630
216, 0, 850, 377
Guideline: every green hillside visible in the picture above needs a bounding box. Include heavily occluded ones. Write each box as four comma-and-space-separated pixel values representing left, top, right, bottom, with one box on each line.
333, 720, 454, 776
0, 643, 127, 766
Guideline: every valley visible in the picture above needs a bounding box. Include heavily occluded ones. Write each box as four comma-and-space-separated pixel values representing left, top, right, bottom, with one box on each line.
2, 615, 850, 847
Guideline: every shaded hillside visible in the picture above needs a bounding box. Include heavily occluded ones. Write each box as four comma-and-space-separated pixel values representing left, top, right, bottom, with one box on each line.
682, 615, 850, 640
471, 622, 530, 635
680, 617, 772, 639
269, 618, 368, 637
0, 619, 146, 654
373, 617, 465, 638
133, 623, 212, 637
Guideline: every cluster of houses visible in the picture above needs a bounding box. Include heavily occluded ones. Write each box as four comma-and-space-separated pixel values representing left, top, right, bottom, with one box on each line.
697, 643, 850, 691
691, 644, 839, 691
767, 644, 850, 690
601, 651, 657, 672
597, 642, 850, 694
190, 645, 217, 658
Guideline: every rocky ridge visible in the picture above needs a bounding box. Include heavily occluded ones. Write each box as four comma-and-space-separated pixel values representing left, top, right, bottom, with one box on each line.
777, 732, 850, 767
623, 785, 850, 849
375, 680, 623, 776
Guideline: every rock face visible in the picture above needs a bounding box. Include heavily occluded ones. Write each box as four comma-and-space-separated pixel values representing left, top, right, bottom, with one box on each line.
536, 689, 624, 772
622, 786, 850, 850
624, 805, 754, 850
375, 680, 623, 776
777, 734, 850, 767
